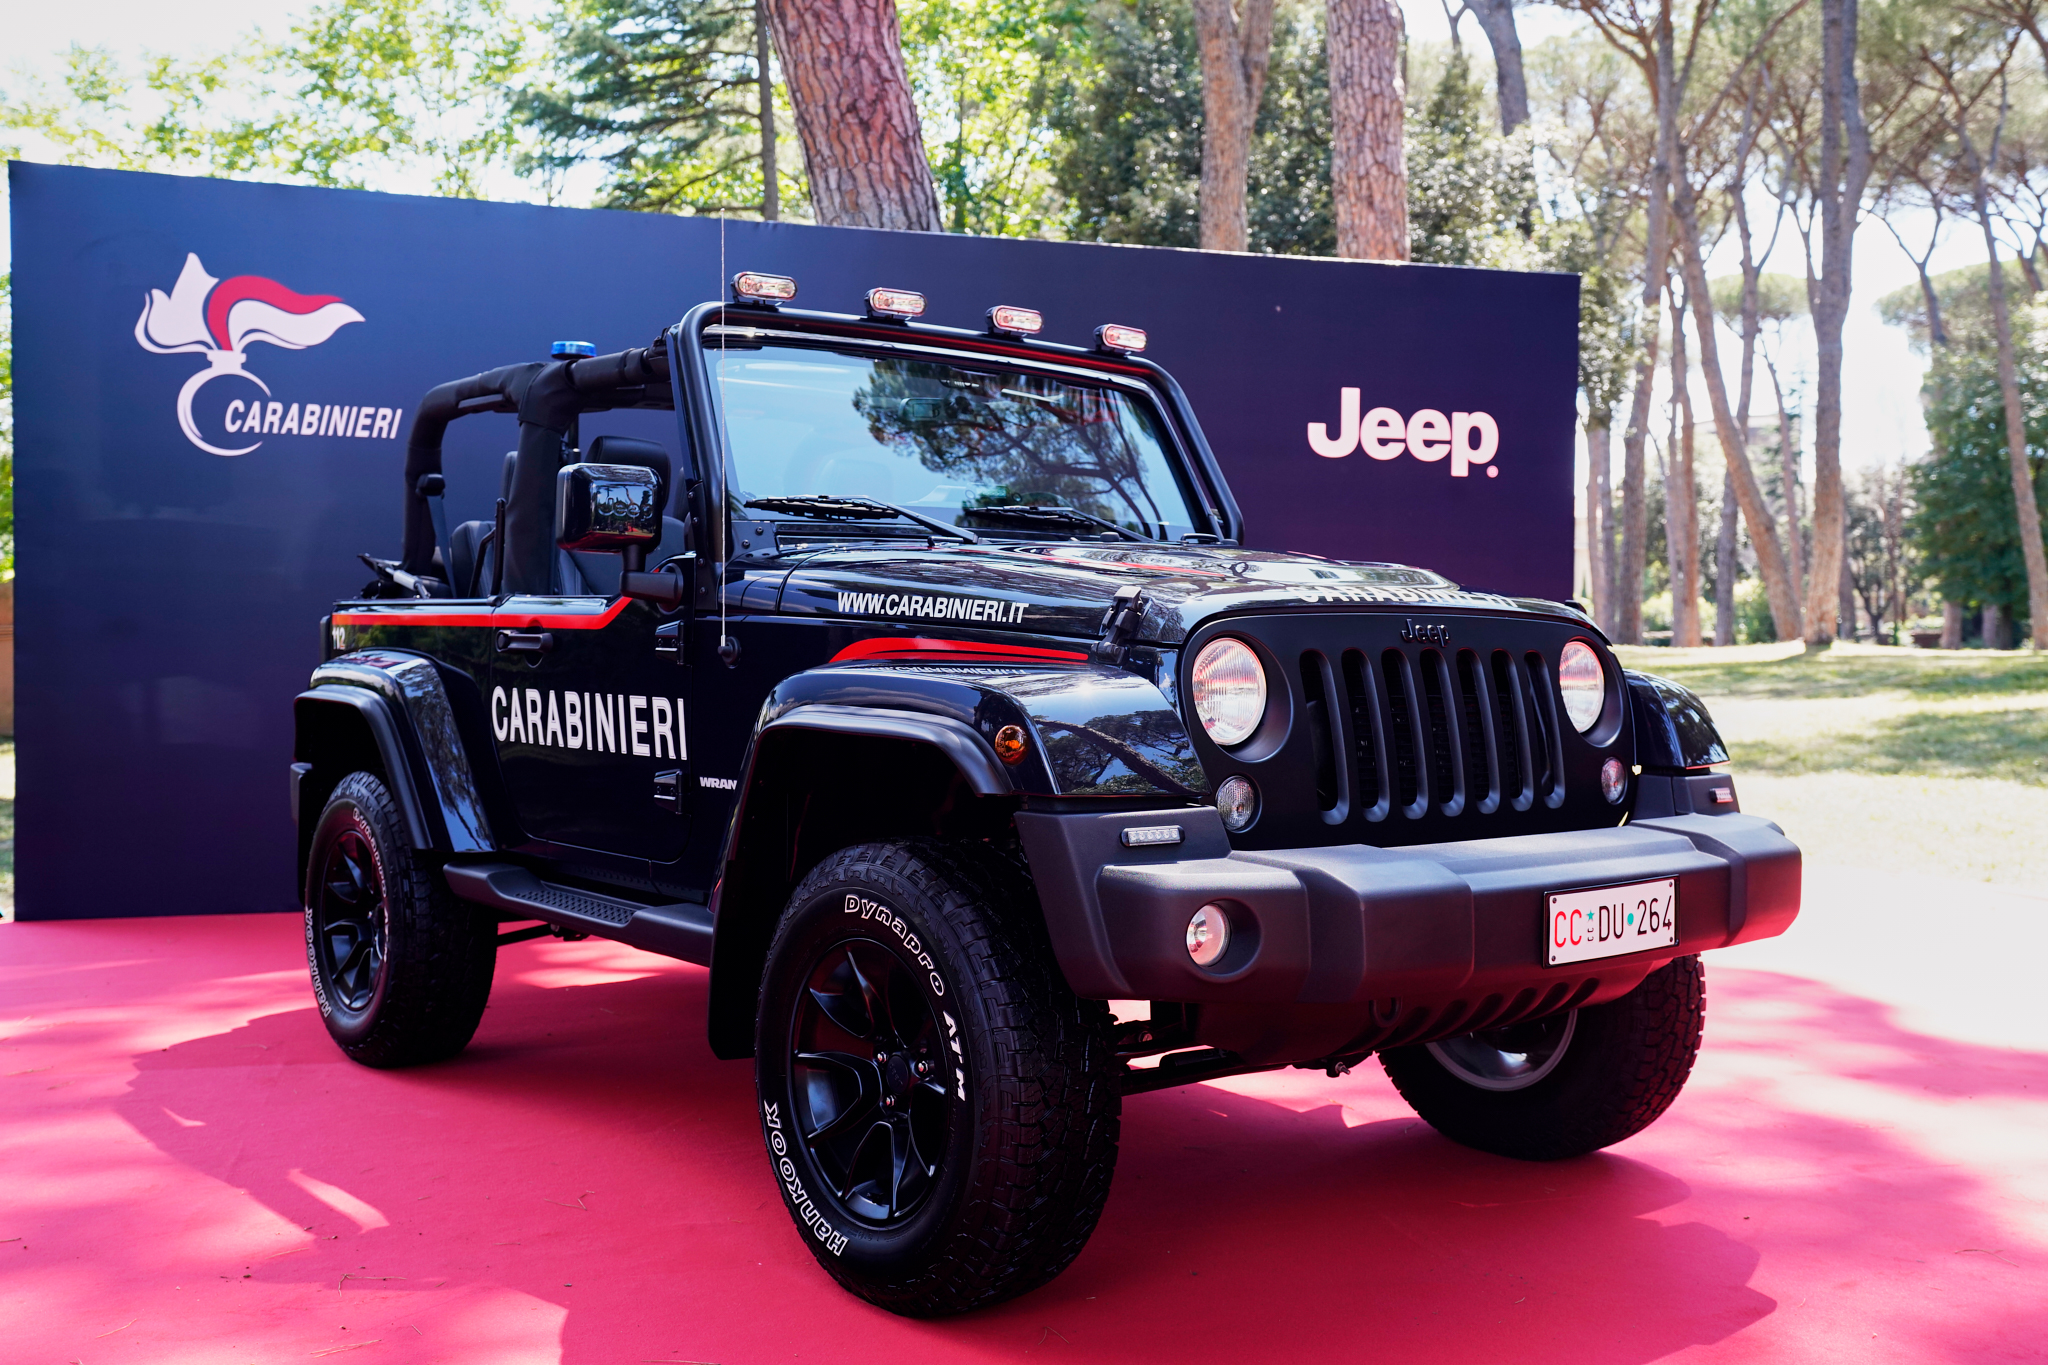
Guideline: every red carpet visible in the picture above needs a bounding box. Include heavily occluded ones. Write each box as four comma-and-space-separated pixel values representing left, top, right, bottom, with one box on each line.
2, 905, 2043, 1364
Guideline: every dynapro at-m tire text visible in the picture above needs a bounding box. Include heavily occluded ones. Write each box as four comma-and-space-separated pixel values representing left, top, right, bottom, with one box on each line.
754, 839, 1121, 1317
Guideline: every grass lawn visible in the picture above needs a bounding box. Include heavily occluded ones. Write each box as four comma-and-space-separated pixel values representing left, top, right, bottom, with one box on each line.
1614, 642, 2048, 892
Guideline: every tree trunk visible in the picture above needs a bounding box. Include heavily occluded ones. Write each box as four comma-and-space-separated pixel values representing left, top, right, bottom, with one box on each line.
1942, 598, 1963, 649
1972, 177, 2048, 648
756, 0, 779, 221
1586, 419, 1613, 629
761, 0, 940, 231
1670, 166, 1803, 641
1985, 602, 2012, 650
1326, 0, 1407, 260
1194, 0, 1277, 252
1781, 386, 1805, 616
1804, 0, 1871, 648
1614, 20, 1678, 646
1668, 290, 1701, 646
1465, 0, 1529, 133
1715, 467, 1738, 645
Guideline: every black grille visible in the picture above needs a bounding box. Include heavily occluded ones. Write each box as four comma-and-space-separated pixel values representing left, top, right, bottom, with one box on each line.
1187, 612, 1626, 851
1345, 644, 1567, 824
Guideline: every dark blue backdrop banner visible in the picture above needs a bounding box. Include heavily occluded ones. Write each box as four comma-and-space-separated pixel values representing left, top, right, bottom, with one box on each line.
8, 162, 1579, 920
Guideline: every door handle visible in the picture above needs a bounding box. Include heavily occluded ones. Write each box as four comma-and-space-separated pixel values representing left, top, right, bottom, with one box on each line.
495, 630, 554, 655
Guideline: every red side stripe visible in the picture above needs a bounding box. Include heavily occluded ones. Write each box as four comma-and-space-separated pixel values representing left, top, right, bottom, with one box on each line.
831, 636, 1088, 665
332, 597, 634, 630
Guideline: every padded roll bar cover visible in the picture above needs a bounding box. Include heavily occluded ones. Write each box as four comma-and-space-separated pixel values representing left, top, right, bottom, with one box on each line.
401, 364, 536, 574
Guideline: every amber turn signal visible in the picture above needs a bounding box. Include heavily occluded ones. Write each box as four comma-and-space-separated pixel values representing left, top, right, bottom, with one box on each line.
993, 724, 1029, 765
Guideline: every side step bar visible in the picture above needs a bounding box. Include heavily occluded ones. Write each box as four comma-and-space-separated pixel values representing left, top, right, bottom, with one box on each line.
443, 862, 713, 967
1118, 1046, 1281, 1096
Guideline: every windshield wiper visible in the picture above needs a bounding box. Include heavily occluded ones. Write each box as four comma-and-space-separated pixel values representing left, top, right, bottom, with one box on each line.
742, 495, 979, 544
963, 503, 1150, 542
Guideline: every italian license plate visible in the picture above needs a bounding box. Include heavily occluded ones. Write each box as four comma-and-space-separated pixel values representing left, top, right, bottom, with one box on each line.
1546, 878, 1677, 966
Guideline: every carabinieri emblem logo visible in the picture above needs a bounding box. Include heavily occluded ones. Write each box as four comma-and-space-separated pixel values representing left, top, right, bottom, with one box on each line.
134, 252, 367, 456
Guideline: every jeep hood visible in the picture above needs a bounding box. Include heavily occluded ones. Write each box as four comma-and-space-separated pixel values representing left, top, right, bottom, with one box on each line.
769, 541, 1596, 645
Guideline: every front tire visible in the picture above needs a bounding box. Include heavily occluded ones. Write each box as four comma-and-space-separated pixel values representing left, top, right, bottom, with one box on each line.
755, 840, 1120, 1317
304, 771, 497, 1067
1380, 955, 1706, 1160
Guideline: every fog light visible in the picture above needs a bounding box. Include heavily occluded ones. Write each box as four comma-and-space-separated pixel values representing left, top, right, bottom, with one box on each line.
1601, 757, 1627, 804
1186, 904, 1231, 967
1216, 775, 1258, 831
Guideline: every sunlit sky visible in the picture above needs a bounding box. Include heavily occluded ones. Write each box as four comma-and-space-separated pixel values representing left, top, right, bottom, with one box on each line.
3, 0, 1996, 476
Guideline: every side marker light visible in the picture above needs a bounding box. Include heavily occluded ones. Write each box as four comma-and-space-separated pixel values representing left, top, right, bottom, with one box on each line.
731, 271, 797, 303
1095, 323, 1147, 354
867, 287, 927, 320
1216, 775, 1258, 832
993, 724, 1029, 765
987, 305, 1044, 336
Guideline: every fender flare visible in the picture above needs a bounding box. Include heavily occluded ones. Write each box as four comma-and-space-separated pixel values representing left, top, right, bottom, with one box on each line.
703, 703, 1016, 1060
1625, 670, 1730, 771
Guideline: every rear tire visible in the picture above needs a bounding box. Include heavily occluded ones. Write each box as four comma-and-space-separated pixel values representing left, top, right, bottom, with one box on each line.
1380, 955, 1705, 1160
754, 839, 1120, 1317
304, 771, 496, 1067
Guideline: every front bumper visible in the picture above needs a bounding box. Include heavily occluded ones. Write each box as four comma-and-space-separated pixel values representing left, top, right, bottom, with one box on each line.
1015, 807, 1800, 1011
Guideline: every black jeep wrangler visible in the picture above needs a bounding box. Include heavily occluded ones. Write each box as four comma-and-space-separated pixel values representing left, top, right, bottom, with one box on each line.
293, 275, 1800, 1317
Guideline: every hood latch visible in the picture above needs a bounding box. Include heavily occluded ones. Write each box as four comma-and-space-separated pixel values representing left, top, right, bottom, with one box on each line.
1092, 584, 1146, 666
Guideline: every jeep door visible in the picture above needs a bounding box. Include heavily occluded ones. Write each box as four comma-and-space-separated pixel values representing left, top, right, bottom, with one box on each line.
488, 588, 692, 863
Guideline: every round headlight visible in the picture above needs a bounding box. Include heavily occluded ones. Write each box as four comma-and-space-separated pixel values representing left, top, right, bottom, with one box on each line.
1558, 640, 1606, 733
1190, 638, 1267, 747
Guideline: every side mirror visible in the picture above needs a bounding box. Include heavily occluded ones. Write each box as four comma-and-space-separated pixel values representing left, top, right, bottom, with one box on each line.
556, 463, 661, 562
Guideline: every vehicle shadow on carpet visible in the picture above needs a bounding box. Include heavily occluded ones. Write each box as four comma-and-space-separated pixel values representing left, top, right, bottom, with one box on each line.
101, 950, 2047, 1363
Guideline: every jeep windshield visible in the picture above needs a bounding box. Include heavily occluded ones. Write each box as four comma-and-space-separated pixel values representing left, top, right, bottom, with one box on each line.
709, 342, 1206, 541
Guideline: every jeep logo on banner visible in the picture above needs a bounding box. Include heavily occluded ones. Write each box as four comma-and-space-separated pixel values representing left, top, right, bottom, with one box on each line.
134, 252, 403, 456
1307, 387, 1501, 478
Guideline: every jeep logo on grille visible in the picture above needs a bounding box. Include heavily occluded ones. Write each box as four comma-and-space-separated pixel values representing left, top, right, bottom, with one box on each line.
1400, 619, 1452, 646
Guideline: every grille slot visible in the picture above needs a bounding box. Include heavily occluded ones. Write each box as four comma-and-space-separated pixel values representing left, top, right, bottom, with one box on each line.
1299, 652, 1342, 817
1419, 651, 1465, 816
1381, 650, 1427, 817
1523, 650, 1568, 807
1492, 649, 1534, 811
1457, 649, 1502, 815
1341, 650, 1388, 821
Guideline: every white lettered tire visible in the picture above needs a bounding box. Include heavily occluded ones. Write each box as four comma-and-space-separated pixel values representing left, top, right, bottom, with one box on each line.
753, 840, 1120, 1316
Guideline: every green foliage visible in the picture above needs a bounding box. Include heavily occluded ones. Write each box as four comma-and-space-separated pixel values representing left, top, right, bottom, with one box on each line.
1, 0, 536, 198
900, 0, 1089, 238
1045, 0, 1331, 253
1877, 258, 2040, 354
518, 0, 801, 215
1406, 48, 1538, 269
1708, 271, 1808, 329
1910, 302, 2048, 615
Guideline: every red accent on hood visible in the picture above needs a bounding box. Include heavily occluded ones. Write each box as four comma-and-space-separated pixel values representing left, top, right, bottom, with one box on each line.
206, 275, 346, 350
831, 636, 1088, 664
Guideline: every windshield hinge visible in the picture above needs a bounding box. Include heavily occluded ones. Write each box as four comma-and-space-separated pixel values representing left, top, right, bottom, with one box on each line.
1093, 585, 1146, 666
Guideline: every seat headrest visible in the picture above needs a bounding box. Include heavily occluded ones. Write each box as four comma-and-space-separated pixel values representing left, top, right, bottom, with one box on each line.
585, 435, 672, 511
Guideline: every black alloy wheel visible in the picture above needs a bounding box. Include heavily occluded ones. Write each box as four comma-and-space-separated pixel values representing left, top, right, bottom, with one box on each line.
791, 938, 952, 1224
313, 828, 389, 1015
303, 771, 497, 1068
755, 839, 1121, 1317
